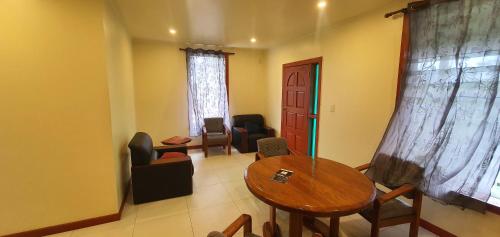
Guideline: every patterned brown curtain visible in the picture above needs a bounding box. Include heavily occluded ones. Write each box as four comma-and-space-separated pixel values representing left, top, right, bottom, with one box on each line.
366, 0, 500, 211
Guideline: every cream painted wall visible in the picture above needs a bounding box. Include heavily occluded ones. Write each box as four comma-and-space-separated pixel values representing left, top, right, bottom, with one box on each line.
103, 0, 136, 209
265, 1, 500, 236
132, 41, 268, 144
266, 2, 402, 167
0, 0, 119, 235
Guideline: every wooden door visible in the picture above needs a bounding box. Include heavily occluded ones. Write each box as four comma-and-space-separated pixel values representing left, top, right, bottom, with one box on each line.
281, 64, 311, 155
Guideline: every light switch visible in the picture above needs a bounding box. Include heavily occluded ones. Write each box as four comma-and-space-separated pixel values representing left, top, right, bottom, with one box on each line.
330, 105, 335, 112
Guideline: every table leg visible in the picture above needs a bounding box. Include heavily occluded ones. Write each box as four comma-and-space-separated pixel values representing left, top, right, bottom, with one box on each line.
330, 217, 339, 237
263, 207, 281, 237
270, 207, 276, 234
289, 213, 303, 237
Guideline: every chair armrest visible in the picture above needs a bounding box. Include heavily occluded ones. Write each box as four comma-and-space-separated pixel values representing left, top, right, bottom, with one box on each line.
262, 126, 275, 137
355, 163, 371, 171
233, 127, 248, 134
288, 149, 298, 156
312, 233, 323, 237
376, 184, 416, 205
222, 214, 252, 237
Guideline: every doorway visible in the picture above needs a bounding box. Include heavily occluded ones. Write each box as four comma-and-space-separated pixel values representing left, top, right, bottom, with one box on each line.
281, 57, 322, 157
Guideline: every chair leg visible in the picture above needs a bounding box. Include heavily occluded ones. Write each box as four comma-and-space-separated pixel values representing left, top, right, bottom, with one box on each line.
409, 220, 419, 237
370, 222, 379, 237
203, 144, 208, 158
227, 143, 231, 155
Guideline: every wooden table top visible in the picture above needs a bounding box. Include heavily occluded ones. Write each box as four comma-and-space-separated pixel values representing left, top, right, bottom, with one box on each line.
244, 155, 376, 217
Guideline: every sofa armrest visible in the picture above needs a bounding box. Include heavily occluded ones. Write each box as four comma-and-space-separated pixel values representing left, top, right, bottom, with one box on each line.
232, 127, 249, 152
262, 126, 275, 137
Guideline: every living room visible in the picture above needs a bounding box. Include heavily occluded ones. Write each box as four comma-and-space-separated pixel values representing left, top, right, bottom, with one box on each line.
1, 0, 499, 237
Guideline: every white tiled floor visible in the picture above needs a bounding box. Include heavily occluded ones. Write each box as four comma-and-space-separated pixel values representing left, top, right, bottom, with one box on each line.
46, 148, 437, 237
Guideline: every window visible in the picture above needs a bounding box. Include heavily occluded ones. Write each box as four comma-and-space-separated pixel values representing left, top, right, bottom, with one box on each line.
489, 172, 500, 206
185, 49, 229, 136
369, 0, 499, 210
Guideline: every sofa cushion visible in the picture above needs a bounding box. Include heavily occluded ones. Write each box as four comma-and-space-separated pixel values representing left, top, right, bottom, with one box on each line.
207, 133, 229, 145
248, 133, 267, 142
160, 152, 187, 159
244, 122, 261, 134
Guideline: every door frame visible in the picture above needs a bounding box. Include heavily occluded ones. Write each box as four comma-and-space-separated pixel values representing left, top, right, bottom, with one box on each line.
281, 57, 323, 158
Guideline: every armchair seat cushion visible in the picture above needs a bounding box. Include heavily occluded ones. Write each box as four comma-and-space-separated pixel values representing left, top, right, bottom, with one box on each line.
207, 133, 229, 145
248, 133, 267, 141
360, 189, 415, 221
160, 152, 187, 159
244, 122, 261, 134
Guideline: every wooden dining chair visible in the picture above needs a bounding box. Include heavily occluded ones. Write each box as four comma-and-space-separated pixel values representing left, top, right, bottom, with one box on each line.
207, 214, 323, 237
255, 137, 296, 161
355, 163, 423, 237
202, 117, 231, 158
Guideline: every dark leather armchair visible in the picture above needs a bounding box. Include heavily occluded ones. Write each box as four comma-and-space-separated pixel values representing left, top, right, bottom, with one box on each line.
128, 132, 193, 204
231, 114, 275, 153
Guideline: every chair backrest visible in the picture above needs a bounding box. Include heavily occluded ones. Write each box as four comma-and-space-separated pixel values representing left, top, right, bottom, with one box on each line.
128, 132, 154, 166
232, 114, 264, 128
257, 137, 289, 158
204, 117, 224, 133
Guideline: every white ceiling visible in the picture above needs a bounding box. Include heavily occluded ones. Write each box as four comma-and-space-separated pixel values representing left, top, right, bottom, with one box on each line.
115, 0, 396, 48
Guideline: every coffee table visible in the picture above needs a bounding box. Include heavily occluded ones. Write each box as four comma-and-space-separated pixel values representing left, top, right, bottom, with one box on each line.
155, 136, 202, 150
244, 155, 375, 237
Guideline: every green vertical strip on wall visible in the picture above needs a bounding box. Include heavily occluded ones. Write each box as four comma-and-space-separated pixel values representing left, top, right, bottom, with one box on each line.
310, 64, 320, 159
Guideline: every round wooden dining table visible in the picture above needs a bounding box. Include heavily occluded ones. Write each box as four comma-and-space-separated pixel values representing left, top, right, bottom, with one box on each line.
244, 155, 376, 237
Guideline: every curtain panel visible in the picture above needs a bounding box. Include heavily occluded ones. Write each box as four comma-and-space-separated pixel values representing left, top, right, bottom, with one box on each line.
367, 0, 500, 210
186, 49, 230, 136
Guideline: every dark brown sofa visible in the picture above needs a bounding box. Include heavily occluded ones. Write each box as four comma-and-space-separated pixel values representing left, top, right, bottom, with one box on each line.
128, 132, 193, 204
231, 114, 275, 153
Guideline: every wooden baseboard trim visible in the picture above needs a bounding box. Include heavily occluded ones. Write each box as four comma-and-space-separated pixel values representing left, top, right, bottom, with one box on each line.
3, 181, 131, 237
420, 219, 457, 237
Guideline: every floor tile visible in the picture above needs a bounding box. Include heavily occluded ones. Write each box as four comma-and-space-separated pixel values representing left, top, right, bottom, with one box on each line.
133, 212, 192, 237
45, 149, 439, 237
222, 179, 254, 201
186, 183, 233, 210
217, 166, 247, 182
189, 202, 242, 237
135, 196, 187, 223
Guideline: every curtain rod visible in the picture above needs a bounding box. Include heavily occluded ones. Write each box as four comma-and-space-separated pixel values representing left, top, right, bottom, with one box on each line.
384, 0, 458, 18
179, 48, 235, 55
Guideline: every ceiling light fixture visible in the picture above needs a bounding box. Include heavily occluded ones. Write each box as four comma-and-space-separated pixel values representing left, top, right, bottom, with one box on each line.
169, 28, 177, 35
317, 1, 327, 9
250, 37, 257, 43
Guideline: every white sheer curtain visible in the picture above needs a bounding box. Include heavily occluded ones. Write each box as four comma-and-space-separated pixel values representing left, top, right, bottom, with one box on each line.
186, 49, 230, 136
367, 0, 500, 211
